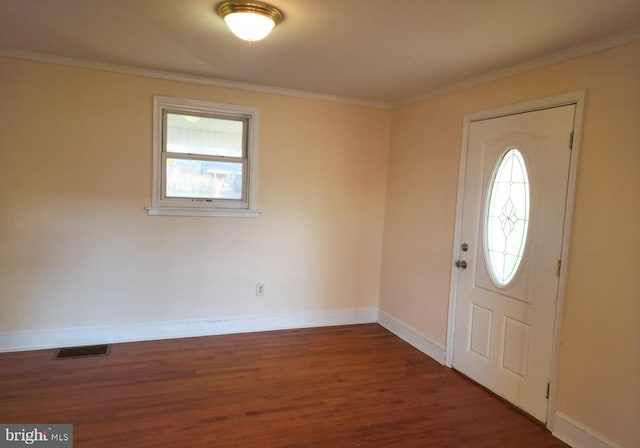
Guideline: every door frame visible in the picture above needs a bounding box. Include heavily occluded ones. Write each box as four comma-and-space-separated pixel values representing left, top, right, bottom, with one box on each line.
445, 90, 586, 428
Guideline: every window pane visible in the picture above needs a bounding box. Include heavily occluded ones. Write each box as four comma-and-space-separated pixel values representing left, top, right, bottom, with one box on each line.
166, 158, 243, 200
484, 148, 530, 287
166, 113, 244, 157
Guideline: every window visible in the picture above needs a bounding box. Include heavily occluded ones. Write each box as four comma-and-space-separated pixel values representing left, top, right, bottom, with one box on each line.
484, 148, 530, 287
146, 96, 260, 217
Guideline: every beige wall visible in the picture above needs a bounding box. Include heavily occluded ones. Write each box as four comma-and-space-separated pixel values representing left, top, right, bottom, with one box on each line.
0, 57, 390, 331
380, 41, 640, 446
1, 41, 638, 447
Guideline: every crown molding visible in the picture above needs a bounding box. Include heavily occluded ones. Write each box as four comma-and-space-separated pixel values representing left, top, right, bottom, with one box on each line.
0, 48, 392, 110
395, 27, 640, 108
2, 26, 639, 110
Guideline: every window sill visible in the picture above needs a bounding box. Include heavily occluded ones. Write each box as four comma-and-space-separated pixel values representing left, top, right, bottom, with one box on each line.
146, 206, 261, 218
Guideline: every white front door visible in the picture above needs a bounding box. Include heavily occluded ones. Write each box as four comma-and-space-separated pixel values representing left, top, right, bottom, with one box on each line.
452, 105, 576, 422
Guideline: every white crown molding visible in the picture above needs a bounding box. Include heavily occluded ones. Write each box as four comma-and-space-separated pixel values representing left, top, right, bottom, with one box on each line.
0, 308, 378, 353
1, 27, 638, 112
395, 27, 640, 108
0, 48, 391, 110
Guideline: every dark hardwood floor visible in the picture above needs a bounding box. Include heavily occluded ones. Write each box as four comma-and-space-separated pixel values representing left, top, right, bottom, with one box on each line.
0, 324, 569, 447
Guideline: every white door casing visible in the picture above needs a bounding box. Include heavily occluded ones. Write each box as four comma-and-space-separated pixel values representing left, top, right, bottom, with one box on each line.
450, 102, 578, 423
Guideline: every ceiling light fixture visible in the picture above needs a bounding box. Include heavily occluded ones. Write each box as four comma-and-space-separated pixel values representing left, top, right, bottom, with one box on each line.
217, 1, 283, 42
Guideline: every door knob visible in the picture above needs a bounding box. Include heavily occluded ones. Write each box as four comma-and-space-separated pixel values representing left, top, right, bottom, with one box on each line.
455, 260, 467, 269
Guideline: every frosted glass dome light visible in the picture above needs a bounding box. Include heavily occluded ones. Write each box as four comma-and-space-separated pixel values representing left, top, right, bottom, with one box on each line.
217, 1, 283, 42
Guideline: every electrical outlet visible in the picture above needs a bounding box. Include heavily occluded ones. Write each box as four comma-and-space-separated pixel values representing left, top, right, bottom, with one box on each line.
256, 283, 265, 296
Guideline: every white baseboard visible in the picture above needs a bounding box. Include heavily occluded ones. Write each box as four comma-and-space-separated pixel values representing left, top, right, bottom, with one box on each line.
377, 309, 447, 365
552, 411, 624, 448
0, 307, 378, 353
3, 308, 625, 448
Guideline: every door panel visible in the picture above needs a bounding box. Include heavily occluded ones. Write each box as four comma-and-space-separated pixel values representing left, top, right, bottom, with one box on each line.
469, 304, 492, 359
452, 105, 575, 422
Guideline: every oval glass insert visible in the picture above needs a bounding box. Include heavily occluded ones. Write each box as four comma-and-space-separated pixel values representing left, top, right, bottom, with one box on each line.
484, 148, 530, 287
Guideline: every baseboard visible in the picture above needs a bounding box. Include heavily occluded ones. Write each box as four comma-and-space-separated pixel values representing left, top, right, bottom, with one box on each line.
3, 309, 622, 448
377, 309, 446, 365
0, 307, 378, 353
552, 411, 624, 448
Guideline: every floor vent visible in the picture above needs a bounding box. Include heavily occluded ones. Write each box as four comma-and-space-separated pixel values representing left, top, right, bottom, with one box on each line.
55, 344, 110, 359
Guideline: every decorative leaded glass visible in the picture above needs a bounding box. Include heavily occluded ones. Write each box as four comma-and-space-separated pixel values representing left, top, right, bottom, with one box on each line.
484, 148, 530, 287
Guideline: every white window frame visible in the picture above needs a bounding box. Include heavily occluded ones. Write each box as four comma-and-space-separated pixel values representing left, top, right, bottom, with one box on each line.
146, 95, 260, 217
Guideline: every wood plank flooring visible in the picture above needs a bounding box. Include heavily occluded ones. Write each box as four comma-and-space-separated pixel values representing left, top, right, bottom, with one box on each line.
0, 324, 569, 447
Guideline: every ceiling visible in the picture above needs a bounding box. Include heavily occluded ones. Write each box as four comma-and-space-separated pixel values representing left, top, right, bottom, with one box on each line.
1, 0, 639, 106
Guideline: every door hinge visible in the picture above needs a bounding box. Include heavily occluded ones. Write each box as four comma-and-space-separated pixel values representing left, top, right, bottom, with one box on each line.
546, 382, 550, 399
556, 259, 562, 277
569, 130, 574, 150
